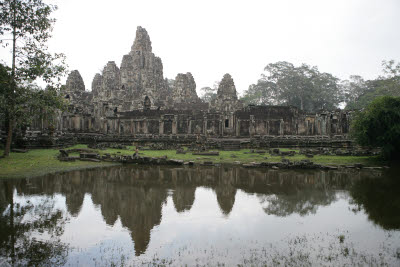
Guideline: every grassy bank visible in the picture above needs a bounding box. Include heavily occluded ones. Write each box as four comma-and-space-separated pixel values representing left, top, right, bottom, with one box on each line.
93, 145, 384, 166
137, 149, 384, 166
0, 147, 118, 179
0, 145, 385, 179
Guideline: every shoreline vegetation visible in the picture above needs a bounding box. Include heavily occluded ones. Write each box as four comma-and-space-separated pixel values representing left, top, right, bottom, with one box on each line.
0, 144, 387, 179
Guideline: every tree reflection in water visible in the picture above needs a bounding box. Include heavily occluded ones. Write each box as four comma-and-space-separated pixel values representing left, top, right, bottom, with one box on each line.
350, 167, 400, 230
0, 165, 390, 261
0, 180, 69, 266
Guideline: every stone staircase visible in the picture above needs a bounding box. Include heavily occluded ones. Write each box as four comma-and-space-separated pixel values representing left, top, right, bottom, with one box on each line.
221, 140, 241, 151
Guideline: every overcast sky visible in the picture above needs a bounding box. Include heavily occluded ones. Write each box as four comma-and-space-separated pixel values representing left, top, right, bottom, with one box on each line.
2, 0, 400, 96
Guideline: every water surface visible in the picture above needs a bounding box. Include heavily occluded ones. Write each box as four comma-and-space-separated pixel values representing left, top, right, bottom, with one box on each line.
0, 166, 399, 266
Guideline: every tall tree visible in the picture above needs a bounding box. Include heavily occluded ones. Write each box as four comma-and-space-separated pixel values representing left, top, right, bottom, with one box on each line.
351, 96, 400, 159
200, 81, 219, 103
242, 61, 341, 111
0, 0, 66, 157
341, 75, 367, 108
345, 60, 400, 110
0, 180, 69, 265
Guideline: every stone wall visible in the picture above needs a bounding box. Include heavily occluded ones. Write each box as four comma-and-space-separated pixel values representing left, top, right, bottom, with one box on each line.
55, 105, 350, 138
21, 26, 352, 144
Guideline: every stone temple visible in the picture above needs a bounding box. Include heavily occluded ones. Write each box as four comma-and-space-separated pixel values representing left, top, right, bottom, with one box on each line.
25, 26, 352, 147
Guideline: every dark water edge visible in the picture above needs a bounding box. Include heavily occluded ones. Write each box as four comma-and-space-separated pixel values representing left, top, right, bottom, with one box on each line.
0, 165, 399, 266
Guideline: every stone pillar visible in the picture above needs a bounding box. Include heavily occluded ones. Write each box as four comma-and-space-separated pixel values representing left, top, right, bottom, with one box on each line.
249, 115, 255, 137
117, 119, 120, 135
143, 119, 148, 134
133, 120, 137, 135
59, 114, 63, 131
236, 119, 240, 137
279, 119, 284, 136
172, 115, 178, 134
203, 116, 207, 136
327, 114, 331, 136
188, 120, 192, 134
159, 117, 164, 135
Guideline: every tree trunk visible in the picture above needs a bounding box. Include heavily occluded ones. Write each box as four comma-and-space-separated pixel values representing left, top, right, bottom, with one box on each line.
300, 97, 304, 110
5, 181, 15, 264
10, 188, 15, 265
4, 0, 17, 157
4, 118, 13, 157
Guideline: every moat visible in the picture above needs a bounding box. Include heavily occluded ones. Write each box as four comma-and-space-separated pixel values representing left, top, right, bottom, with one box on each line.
1, 166, 399, 266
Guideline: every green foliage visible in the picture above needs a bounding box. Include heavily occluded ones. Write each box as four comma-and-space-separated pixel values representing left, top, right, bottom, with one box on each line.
0, 0, 66, 84
350, 168, 400, 230
0, 191, 70, 266
0, 63, 66, 133
0, 0, 67, 156
200, 81, 219, 103
241, 61, 341, 111
351, 96, 400, 159
0, 145, 384, 179
0, 147, 117, 179
345, 60, 400, 109
200, 86, 217, 103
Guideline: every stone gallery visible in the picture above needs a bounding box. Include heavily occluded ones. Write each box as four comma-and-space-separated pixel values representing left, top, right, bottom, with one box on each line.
34, 27, 351, 141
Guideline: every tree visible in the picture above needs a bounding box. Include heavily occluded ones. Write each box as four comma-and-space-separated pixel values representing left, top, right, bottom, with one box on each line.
341, 75, 368, 109
345, 60, 400, 110
350, 169, 400, 230
200, 81, 219, 103
240, 80, 277, 105
0, 180, 69, 265
241, 61, 341, 111
0, 0, 66, 157
351, 96, 400, 159
381, 59, 400, 78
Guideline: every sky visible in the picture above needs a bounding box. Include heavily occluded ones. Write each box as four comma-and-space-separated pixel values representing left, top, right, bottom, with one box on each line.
2, 0, 400, 96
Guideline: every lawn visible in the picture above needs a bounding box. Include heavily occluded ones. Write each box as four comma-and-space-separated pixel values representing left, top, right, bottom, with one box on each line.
98, 145, 383, 166
0, 144, 384, 179
0, 146, 118, 179
137, 149, 383, 166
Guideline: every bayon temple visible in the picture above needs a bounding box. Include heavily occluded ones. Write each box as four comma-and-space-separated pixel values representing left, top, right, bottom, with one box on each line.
26, 26, 352, 146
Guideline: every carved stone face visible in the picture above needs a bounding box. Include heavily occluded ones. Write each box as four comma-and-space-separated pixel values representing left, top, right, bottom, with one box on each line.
144, 96, 151, 110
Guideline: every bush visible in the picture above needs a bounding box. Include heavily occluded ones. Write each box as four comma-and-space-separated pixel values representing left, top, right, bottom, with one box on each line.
351, 96, 400, 159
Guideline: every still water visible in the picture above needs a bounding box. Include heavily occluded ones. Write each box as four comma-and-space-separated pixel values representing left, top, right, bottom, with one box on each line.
0, 166, 399, 266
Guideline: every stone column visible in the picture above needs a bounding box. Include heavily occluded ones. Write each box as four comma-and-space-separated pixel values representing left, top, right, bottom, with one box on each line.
321, 115, 326, 136
143, 119, 148, 134
279, 119, 284, 136
203, 116, 207, 136
133, 120, 137, 134
159, 115, 164, 135
117, 119, 120, 135
59, 113, 63, 131
236, 119, 240, 137
188, 119, 192, 134
172, 115, 178, 134
249, 115, 255, 137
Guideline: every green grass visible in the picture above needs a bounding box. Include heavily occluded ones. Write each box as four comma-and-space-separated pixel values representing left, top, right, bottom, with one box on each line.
136, 149, 383, 166
0, 145, 385, 179
0, 146, 118, 179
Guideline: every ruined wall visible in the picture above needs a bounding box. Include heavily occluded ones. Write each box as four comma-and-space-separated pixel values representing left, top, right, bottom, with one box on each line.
27, 26, 352, 139
172, 73, 199, 104
119, 26, 169, 109
234, 106, 299, 136
212, 73, 243, 113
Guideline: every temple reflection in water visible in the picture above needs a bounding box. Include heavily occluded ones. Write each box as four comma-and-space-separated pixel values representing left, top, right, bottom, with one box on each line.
0, 165, 389, 257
